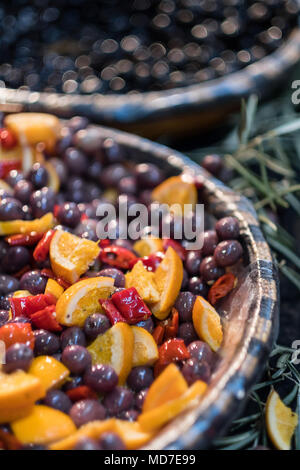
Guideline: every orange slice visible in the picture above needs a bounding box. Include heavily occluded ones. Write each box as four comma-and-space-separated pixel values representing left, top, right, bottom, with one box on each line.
28, 356, 70, 391
55, 276, 114, 327
5, 113, 61, 153
0, 370, 45, 424
45, 278, 64, 300
11, 405, 76, 445
266, 389, 298, 450
139, 380, 207, 432
114, 420, 153, 449
143, 363, 188, 412
87, 322, 134, 385
133, 237, 163, 257
151, 174, 197, 215
0, 212, 54, 236
151, 246, 183, 320
49, 230, 100, 284
49, 419, 117, 450
125, 260, 160, 304
192, 296, 223, 352
131, 325, 159, 367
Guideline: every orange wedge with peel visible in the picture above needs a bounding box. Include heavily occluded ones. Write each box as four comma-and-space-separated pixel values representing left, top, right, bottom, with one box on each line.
28, 356, 70, 391
133, 237, 163, 257
125, 260, 160, 304
49, 419, 117, 450
87, 322, 134, 385
151, 246, 183, 320
151, 174, 197, 215
139, 379, 207, 432
11, 405, 76, 445
114, 420, 153, 449
266, 389, 298, 450
5, 113, 61, 153
49, 230, 100, 284
192, 296, 223, 352
0, 370, 45, 424
45, 278, 64, 300
0, 212, 54, 236
131, 325, 159, 367
142, 363, 188, 413
55, 276, 114, 327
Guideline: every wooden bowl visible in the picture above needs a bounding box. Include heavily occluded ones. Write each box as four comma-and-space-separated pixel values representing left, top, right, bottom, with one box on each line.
1, 28, 300, 139
74, 124, 279, 449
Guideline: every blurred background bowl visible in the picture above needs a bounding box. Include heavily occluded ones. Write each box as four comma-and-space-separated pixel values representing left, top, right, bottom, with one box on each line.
1, 27, 300, 140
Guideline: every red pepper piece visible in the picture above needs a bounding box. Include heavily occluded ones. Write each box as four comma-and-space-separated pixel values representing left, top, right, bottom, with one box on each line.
99, 298, 126, 325
100, 245, 137, 270
0, 429, 22, 450
33, 229, 55, 262
208, 273, 237, 305
66, 386, 98, 402
99, 239, 110, 249
10, 293, 57, 318
0, 322, 34, 349
165, 308, 179, 339
163, 239, 186, 261
80, 213, 88, 222
5, 231, 44, 247
0, 128, 18, 149
152, 325, 165, 345
158, 338, 190, 365
30, 305, 62, 332
53, 205, 60, 218
111, 287, 152, 324
129, 252, 164, 272
154, 338, 190, 377
0, 159, 21, 178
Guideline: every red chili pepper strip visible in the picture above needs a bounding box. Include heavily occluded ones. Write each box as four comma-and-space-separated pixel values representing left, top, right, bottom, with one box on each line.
33, 229, 55, 262
66, 386, 98, 402
152, 325, 165, 345
163, 239, 186, 261
0, 322, 34, 349
10, 293, 57, 318
100, 246, 137, 270
5, 231, 44, 247
208, 273, 237, 305
30, 305, 62, 332
99, 299, 126, 325
165, 308, 179, 340
111, 287, 152, 324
